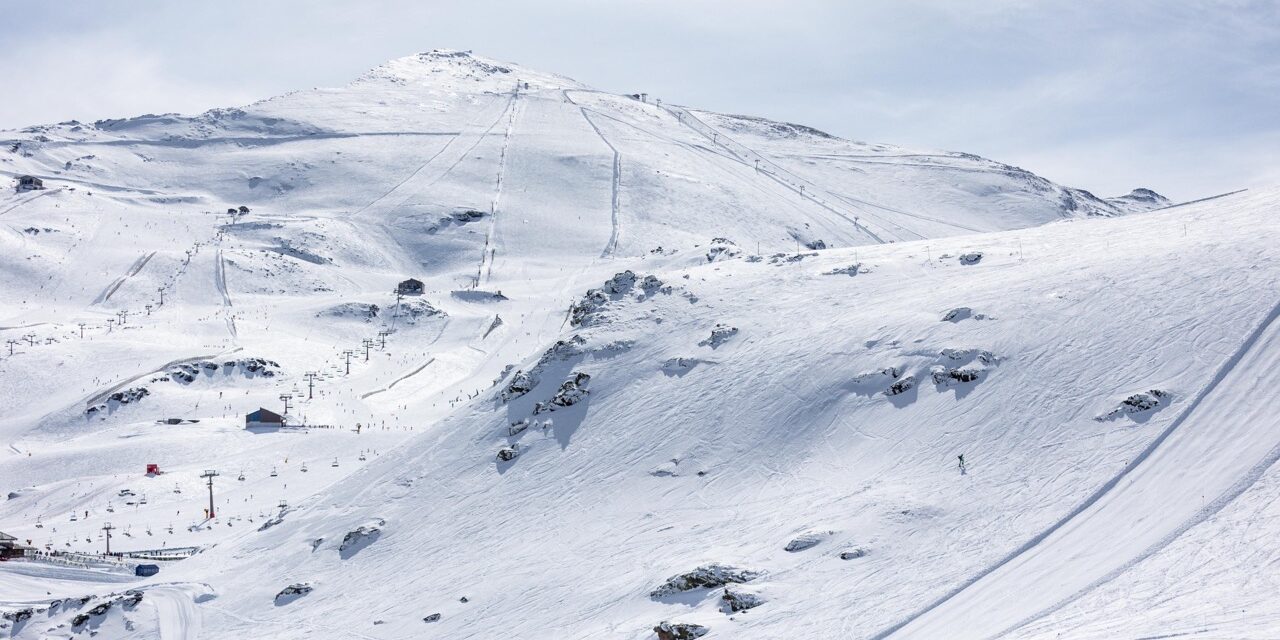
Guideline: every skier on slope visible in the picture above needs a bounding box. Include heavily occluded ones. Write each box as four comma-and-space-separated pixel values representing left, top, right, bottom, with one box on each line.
958, 454, 967, 475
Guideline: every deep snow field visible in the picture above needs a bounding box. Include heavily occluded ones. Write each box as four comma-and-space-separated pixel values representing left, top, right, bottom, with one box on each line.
1, 50, 1277, 640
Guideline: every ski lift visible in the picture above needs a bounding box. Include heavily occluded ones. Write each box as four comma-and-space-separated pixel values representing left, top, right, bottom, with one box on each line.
139, 494, 148, 505
300, 463, 308, 473
107, 502, 115, 513
270, 467, 278, 477
331, 458, 339, 468
237, 472, 246, 481
358, 453, 367, 461
70, 513, 78, 522
35, 516, 43, 529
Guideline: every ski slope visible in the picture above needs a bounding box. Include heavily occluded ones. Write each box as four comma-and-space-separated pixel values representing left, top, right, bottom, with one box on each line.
0, 50, 1274, 640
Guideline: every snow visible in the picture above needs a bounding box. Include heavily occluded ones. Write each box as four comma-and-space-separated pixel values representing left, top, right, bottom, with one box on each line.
0, 49, 1275, 639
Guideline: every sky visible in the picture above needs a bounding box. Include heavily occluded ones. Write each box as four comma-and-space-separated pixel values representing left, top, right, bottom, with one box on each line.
0, 0, 1276, 200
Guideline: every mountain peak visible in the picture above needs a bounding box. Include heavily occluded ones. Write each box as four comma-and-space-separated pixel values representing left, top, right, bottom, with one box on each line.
356, 49, 584, 91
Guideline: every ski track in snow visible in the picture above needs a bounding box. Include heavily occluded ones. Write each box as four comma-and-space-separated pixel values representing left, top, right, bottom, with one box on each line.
0, 187, 62, 217
214, 249, 232, 307
92, 251, 156, 305
663, 104, 892, 244
150, 585, 203, 640
476, 90, 521, 287
876, 298, 1280, 640
562, 91, 622, 258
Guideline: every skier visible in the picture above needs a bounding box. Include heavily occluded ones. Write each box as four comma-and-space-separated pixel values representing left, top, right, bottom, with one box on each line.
958, 454, 967, 475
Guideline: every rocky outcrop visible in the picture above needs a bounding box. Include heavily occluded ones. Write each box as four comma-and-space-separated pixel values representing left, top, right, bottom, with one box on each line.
534, 372, 591, 413
274, 583, 312, 605
339, 519, 385, 558
500, 336, 587, 402
654, 621, 710, 640
1097, 389, 1170, 421
720, 586, 766, 613
650, 564, 762, 598
884, 376, 916, 397
705, 237, 741, 262
699, 324, 739, 348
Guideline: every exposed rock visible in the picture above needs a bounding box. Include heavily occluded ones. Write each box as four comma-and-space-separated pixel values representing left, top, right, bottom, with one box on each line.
496, 445, 519, 462
339, 519, 385, 558
2, 608, 33, 623
769, 251, 818, 264
535, 372, 590, 413
958, 252, 983, 265
1097, 389, 1170, 421
423, 613, 442, 623
706, 237, 741, 262
395, 299, 446, 325
940, 348, 998, 364
499, 336, 588, 402
603, 270, 637, 294
72, 600, 114, 627
650, 564, 762, 598
661, 357, 702, 376
884, 376, 916, 396
852, 367, 900, 385
720, 586, 766, 613
805, 239, 827, 250
316, 302, 380, 322
274, 583, 313, 604
699, 324, 739, 348
824, 263, 864, 276
839, 548, 870, 560
942, 307, 989, 322
654, 621, 710, 640
784, 530, 832, 552
931, 365, 982, 386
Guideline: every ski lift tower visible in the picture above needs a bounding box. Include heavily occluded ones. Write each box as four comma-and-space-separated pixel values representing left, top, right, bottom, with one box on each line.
201, 469, 219, 518
101, 522, 115, 555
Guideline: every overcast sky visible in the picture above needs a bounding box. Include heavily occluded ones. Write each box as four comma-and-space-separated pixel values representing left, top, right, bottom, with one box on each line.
1, 0, 1275, 200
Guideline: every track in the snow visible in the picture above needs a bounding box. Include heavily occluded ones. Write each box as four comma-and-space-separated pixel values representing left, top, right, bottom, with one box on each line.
873, 298, 1280, 639
92, 251, 156, 305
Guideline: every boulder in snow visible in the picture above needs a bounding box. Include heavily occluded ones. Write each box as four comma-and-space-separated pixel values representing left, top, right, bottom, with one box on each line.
784, 530, 832, 552
839, 547, 870, 560
274, 583, 313, 605
720, 586, 766, 613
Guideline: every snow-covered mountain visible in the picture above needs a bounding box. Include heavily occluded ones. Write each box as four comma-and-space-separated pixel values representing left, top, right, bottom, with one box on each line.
2, 50, 1276, 640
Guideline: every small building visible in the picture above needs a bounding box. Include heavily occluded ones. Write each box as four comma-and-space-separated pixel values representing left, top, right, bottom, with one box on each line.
397, 278, 424, 296
245, 407, 285, 429
0, 531, 30, 560
16, 175, 44, 192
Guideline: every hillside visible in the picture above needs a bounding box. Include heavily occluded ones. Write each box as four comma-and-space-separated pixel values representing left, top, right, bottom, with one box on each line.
1, 50, 1274, 640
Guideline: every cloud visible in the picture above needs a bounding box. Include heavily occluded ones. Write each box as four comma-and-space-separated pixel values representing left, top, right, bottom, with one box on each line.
1, 31, 257, 126
0, 0, 1273, 199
